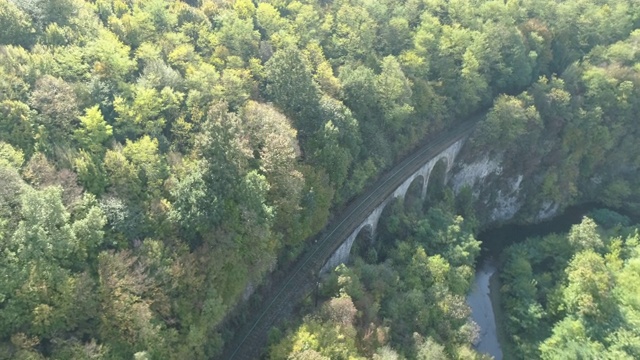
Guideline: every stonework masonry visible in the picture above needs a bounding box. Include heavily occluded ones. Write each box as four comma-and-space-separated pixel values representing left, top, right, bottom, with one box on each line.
321, 138, 465, 273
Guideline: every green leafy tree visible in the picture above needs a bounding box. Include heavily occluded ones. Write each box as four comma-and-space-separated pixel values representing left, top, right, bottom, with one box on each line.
255, 3, 290, 37
563, 250, 615, 320
0, 100, 35, 157
15, 0, 78, 29
376, 56, 414, 132
74, 105, 113, 155
122, 135, 167, 198
539, 318, 605, 360
97, 250, 165, 358
474, 94, 542, 152
328, 2, 377, 62
103, 148, 142, 202
264, 46, 321, 139
0, 185, 105, 344
216, 11, 260, 60
240, 101, 303, 237
75, 150, 107, 195
567, 217, 604, 252
29, 75, 79, 153
0, 0, 34, 47
310, 96, 361, 197
86, 28, 136, 83
114, 86, 180, 138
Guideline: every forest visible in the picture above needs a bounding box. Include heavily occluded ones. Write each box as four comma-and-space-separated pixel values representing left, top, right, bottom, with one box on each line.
499, 212, 640, 359
0, 0, 639, 359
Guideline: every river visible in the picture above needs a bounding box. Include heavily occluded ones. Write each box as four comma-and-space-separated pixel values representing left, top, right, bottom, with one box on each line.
466, 203, 623, 359
467, 258, 502, 359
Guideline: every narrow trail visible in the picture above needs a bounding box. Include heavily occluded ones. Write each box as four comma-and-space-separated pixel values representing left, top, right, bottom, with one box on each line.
220, 118, 480, 360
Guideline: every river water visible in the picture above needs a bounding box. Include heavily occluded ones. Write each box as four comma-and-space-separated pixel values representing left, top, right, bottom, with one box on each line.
467, 259, 502, 359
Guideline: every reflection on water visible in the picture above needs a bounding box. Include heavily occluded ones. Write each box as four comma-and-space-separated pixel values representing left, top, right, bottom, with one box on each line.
467, 258, 502, 359
477, 203, 604, 260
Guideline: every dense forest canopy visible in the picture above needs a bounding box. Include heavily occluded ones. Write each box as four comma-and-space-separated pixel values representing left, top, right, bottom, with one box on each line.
0, 0, 639, 358
499, 214, 640, 360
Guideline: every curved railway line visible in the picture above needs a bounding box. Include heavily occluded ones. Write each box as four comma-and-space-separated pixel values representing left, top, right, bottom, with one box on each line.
221, 118, 480, 360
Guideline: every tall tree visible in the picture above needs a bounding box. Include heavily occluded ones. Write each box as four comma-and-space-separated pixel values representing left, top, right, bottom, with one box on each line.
264, 46, 322, 140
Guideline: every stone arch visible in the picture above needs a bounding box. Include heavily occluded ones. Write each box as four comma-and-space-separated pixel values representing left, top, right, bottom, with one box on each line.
441, 139, 464, 178
373, 196, 406, 261
404, 174, 426, 212
392, 160, 434, 201
350, 224, 375, 262
425, 157, 449, 202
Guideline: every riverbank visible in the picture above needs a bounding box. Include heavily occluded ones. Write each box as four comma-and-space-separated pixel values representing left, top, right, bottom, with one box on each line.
488, 267, 515, 360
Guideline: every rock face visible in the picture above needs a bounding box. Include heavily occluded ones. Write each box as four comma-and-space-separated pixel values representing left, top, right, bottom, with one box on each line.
450, 152, 530, 224
451, 155, 502, 194
450, 143, 552, 226
490, 174, 523, 222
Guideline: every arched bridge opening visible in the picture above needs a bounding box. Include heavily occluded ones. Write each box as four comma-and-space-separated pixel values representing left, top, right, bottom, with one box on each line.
404, 174, 426, 214
350, 224, 375, 263
425, 157, 449, 206
373, 197, 405, 262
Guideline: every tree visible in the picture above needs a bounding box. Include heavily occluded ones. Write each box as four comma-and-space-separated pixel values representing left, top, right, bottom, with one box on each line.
340, 63, 378, 118
29, 75, 79, 152
321, 295, 357, 326
114, 85, 179, 138
103, 148, 142, 202
256, 3, 290, 37
482, 23, 533, 93
380, 17, 411, 56
0, 100, 34, 157
539, 318, 605, 360
15, 0, 78, 29
122, 135, 167, 198
376, 56, 414, 132
168, 161, 209, 235
0, 0, 34, 47
240, 101, 303, 235
0, 185, 105, 342
310, 96, 361, 196
328, 3, 377, 62
563, 250, 615, 321
75, 150, 107, 195
264, 46, 321, 139
74, 105, 113, 155
98, 250, 164, 357
474, 94, 542, 152
416, 337, 447, 360
0, 144, 25, 242
567, 217, 604, 252
86, 28, 135, 83
216, 11, 260, 60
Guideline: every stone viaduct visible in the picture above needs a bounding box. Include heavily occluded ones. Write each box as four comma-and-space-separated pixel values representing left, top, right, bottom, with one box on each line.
320, 137, 465, 273
223, 120, 475, 360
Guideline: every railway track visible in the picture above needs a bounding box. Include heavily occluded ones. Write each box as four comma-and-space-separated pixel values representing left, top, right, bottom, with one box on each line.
220, 118, 479, 360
